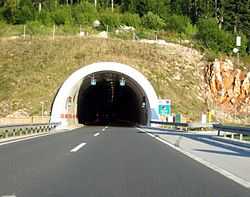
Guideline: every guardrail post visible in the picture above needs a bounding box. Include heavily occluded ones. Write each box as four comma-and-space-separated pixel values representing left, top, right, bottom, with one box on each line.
231, 133, 235, 140
4, 130, 8, 138
217, 129, 220, 136
240, 134, 243, 141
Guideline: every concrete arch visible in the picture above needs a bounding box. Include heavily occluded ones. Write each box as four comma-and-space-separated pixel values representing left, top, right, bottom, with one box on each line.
51, 62, 159, 128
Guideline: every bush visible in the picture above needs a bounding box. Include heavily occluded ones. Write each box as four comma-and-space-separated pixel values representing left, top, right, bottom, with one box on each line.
37, 10, 53, 25
26, 21, 51, 36
52, 6, 72, 25
72, 2, 97, 25
121, 12, 141, 28
15, 5, 34, 24
0, 20, 7, 36
142, 12, 165, 30
99, 10, 121, 30
165, 15, 190, 34
184, 23, 197, 38
196, 18, 234, 53
60, 24, 79, 35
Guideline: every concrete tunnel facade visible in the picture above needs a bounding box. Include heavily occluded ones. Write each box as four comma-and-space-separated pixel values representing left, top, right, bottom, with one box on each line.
50, 62, 160, 129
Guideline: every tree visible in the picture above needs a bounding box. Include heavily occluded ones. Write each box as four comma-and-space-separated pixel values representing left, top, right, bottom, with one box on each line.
3, 0, 17, 23
72, 1, 97, 25
170, 0, 184, 15
197, 17, 234, 53
223, 0, 250, 37
99, 10, 121, 30
222, 0, 239, 33
0, 0, 5, 7
120, 0, 170, 18
15, 0, 34, 24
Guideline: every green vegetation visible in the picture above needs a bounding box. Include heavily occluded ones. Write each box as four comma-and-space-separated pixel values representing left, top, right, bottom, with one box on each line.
0, 0, 250, 55
196, 18, 234, 53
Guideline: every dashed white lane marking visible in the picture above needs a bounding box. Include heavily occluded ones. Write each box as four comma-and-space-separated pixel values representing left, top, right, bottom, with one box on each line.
136, 127, 250, 189
105, 126, 108, 129
2, 195, 16, 197
94, 132, 100, 137
70, 143, 86, 153
102, 128, 106, 131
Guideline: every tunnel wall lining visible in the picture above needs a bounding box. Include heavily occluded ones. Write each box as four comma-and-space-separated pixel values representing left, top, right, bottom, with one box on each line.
51, 62, 159, 128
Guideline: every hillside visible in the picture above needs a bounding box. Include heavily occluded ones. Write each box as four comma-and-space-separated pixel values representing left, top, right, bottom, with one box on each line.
0, 36, 208, 121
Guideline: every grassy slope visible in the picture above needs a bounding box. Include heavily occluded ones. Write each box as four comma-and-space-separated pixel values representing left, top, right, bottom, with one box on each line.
0, 37, 207, 121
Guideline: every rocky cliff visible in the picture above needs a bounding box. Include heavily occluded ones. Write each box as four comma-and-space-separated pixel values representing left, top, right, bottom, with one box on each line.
205, 59, 250, 117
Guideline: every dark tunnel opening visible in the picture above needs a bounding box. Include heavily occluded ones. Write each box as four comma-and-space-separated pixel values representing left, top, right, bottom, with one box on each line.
77, 73, 148, 126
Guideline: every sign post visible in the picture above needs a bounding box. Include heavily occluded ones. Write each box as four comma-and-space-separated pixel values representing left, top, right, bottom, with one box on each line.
235, 36, 241, 66
236, 36, 241, 47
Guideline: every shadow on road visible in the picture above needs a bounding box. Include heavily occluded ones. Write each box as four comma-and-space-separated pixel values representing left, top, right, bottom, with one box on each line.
139, 128, 250, 158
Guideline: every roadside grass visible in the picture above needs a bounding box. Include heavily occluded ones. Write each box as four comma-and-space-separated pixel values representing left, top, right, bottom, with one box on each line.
244, 136, 250, 141
0, 36, 207, 120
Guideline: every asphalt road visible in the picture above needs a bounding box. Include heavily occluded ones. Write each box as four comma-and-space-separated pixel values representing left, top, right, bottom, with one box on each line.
0, 126, 249, 197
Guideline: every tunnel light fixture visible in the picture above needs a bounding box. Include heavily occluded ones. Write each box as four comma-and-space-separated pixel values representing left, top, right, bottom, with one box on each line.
91, 75, 96, 86
141, 96, 146, 109
119, 77, 125, 86
141, 102, 146, 109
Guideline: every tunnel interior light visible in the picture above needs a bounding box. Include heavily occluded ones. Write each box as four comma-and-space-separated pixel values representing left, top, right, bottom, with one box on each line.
120, 77, 125, 86
141, 96, 146, 109
91, 76, 96, 86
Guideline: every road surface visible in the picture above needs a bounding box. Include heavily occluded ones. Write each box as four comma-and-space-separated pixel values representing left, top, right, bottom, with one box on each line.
0, 126, 249, 197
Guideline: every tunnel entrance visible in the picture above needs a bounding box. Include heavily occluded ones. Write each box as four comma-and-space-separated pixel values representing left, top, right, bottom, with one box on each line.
51, 62, 159, 129
77, 72, 148, 126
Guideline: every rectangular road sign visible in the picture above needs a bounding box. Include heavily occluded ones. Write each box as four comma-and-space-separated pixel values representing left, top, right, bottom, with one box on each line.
158, 99, 171, 116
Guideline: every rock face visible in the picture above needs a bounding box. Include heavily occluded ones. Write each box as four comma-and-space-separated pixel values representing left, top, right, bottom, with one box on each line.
205, 59, 250, 115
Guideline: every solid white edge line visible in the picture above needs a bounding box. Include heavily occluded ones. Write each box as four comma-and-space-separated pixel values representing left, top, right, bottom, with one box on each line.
94, 132, 100, 137
136, 127, 250, 189
70, 142, 86, 153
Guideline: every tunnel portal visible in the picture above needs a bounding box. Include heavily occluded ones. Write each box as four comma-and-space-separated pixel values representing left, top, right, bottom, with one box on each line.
51, 62, 159, 129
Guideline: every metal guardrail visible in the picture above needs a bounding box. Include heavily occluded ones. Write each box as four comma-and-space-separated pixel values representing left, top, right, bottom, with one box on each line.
213, 124, 250, 136
150, 121, 250, 142
150, 121, 188, 127
150, 121, 213, 130
0, 122, 60, 139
